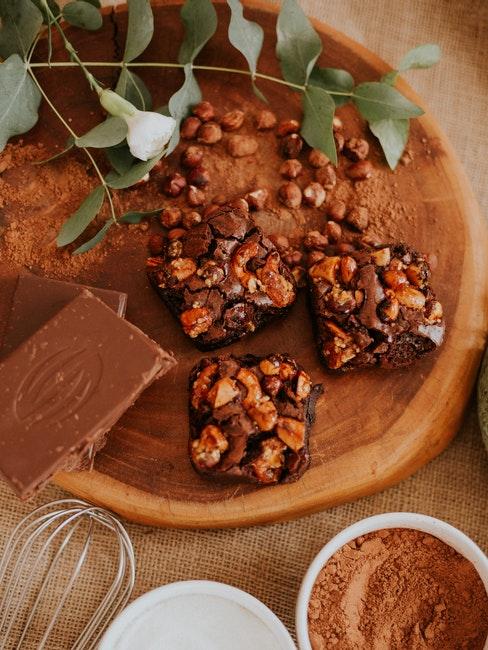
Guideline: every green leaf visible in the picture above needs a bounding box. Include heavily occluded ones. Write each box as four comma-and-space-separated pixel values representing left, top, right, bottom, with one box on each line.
62, 1, 102, 31
73, 219, 112, 255
477, 347, 488, 455
115, 67, 152, 111
82, 0, 101, 7
167, 62, 201, 154
30, 0, 60, 25
123, 0, 153, 62
276, 0, 322, 86
381, 70, 398, 86
105, 154, 162, 189
309, 67, 354, 106
57, 185, 105, 247
105, 142, 134, 175
227, 0, 264, 77
119, 208, 162, 223
252, 81, 267, 104
178, 0, 218, 65
301, 85, 337, 165
0, 54, 41, 152
0, 0, 43, 59
75, 117, 127, 148
34, 136, 75, 165
369, 118, 409, 169
353, 82, 424, 121
398, 44, 441, 71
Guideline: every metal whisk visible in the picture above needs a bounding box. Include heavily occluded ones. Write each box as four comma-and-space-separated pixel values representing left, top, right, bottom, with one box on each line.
0, 499, 135, 650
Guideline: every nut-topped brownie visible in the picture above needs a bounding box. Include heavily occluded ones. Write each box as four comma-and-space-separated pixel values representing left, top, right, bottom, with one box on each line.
307, 243, 445, 370
147, 206, 297, 350
189, 354, 322, 485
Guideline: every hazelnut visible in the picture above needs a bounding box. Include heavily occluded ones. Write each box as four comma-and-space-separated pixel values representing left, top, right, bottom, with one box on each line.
280, 159, 302, 179
307, 250, 325, 267
333, 116, 343, 131
343, 137, 370, 161
181, 145, 204, 168
245, 188, 268, 210
303, 182, 326, 208
187, 185, 206, 207
180, 116, 202, 139
160, 206, 182, 228
425, 300, 443, 323
303, 230, 328, 251
396, 286, 426, 310
315, 164, 337, 190
167, 238, 183, 258
283, 250, 303, 267
337, 242, 356, 254
346, 206, 369, 232
378, 297, 400, 322
276, 119, 300, 137
212, 193, 227, 205
334, 131, 345, 152
227, 135, 258, 157
186, 165, 210, 187
278, 181, 302, 208
192, 100, 215, 122
383, 269, 408, 290
281, 133, 303, 158
220, 109, 245, 131
182, 211, 202, 229
269, 234, 290, 253
327, 199, 347, 222
167, 227, 186, 240
262, 376, 282, 397
200, 260, 225, 286
340, 256, 358, 283
346, 160, 374, 180
197, 121, 222, 145
148, 233, 165, 255
326, 220, 342, 242
203, 203, 220, 219
162, 172, 186, 197
308, 148, 330, 168
229, 197, 249, 212
255, 109, 277, 130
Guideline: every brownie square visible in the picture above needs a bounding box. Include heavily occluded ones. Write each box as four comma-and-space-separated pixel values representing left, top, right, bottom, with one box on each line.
307, 243, 445, 370
146, 206, 297, 350
188, 354, 322, 485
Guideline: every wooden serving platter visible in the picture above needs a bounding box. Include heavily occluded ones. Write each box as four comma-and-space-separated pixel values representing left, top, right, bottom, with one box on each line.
0, 1, 487, 528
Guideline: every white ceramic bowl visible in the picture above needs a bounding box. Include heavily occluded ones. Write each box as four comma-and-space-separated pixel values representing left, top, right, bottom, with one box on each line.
296, 512, 488, 650
100, 579, 296, 650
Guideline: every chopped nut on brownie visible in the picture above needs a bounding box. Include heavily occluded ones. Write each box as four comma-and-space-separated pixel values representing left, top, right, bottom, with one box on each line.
307, 243, 445, 370
188, 354, 322, 485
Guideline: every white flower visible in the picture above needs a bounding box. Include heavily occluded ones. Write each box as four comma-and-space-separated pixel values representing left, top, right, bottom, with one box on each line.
124, 110, 176, 161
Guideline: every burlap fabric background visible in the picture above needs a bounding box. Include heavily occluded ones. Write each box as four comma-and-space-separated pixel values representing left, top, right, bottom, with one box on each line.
0, 1, 487, 647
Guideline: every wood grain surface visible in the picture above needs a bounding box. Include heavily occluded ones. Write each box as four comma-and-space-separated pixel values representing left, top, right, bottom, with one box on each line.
1, 1, 487, 528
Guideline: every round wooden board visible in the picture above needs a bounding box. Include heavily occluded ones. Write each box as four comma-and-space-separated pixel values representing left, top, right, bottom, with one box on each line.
1, 1, 487, 528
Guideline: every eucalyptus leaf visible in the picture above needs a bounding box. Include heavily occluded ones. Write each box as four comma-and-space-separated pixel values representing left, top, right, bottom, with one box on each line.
178, 0, 217, 64
75, 117, 127, 148
167, 63, 202, 154
353, 82, 424, 121
56, 185, 105, 247
0, 54, 41, 152
34, 137, 75, 165
123, 0, 153, 62
252, 81, 267, 104
105, 142, 134, 175
301, 85, 337, 165
369, 118, 409, 169
398, 44, 441, 71
62, 1, 102, 31
119, 208, 163, 223
105, 154, 162, 189
309, 67, 354, 106
477, 346, 488, 455
73, 219, 112, 255
381, 70, 398, 86
115, 67, 152, 111
227, 0, 264, 77
30, 0, 60, 25
0, 0, 43, 59
276, 0, 322, 86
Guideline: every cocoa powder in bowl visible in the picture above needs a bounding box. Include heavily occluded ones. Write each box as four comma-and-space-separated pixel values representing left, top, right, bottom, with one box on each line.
307, 528, 488, 649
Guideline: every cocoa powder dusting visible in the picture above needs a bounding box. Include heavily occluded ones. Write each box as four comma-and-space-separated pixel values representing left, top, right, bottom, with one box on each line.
308, 528, 488, 649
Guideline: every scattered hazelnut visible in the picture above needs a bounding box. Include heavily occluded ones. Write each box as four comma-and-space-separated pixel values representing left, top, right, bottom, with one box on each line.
346, 160, 374, 180
303, 230, 328, 251
192, 100, 215, 122
278, 181, 302, 208
336, 242, 356, 254
283, 250, 303, 267
220, 109, 245, 131
160, 206, 182, 228
315, 164, 337, 190
327, 199, 347, 222
182, 211, 202, 229
180, 116, 202, 139
255, 109, 277, 130
326, 221, 342, 242
308, 148, 330, 168
162, 172, 187, 197
167, 228, 187, 241
279, 159, 302, 179
148, 233, 165, 255
269, 234, 290, 253
340, 256, 358, 284
343, 137, 370, 161
245, 188, 269, 210
230, 197, 249, 212
307, 250, 325, 267
227, 135, 258, 157
276, 119, 300, 137
186, 165, 210, 187
187, 185, 206, 207
181, 145, 204, 168
346, 206, 369, 231
303, 182, 326, 208
203, 203, 220, 219
167, 238, 183, 258
197, 121, 222, 145
212, 193, 227, 205
281, 133, 303, 158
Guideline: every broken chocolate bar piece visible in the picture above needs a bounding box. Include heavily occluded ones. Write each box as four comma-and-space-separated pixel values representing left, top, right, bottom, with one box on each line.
189, 354, 322, 485
146, 206, 297, 350
2, 273, 128, 354
307, 243, 445, 370
0, 290, 175, 499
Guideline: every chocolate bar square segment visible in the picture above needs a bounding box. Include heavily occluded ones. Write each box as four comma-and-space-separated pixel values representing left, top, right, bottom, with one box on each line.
307, 243, 445, 371
146, 206, 297, 350
2, 273, 128, 354
0, 290, 175, 499
189, 354, 322, 485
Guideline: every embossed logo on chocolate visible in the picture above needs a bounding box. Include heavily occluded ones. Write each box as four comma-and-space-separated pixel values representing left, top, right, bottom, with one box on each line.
14, 347, 103, 427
